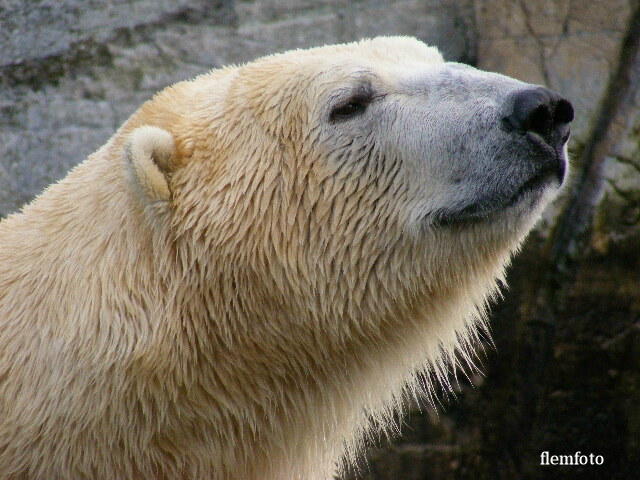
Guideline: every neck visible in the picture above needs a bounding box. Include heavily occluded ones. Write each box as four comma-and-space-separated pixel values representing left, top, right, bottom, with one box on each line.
160, 228, 505, 479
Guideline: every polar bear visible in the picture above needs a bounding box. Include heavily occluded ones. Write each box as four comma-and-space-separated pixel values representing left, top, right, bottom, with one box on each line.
0, 37, 572, 479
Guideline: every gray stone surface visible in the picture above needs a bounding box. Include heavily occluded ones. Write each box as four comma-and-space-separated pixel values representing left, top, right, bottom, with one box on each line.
0, 0, 474, 217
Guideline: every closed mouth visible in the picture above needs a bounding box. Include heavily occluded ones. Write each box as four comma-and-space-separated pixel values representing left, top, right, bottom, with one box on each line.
432, 167, 558, 227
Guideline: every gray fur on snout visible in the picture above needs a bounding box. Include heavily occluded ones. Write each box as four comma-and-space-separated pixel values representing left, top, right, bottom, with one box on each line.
389, 63, 568, 227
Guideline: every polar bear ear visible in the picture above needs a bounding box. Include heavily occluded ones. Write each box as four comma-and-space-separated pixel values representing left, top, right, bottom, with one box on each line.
125, 126, 175, 202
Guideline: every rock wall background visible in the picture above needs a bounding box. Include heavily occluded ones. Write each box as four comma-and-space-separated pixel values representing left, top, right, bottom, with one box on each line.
1, 1, 638, 478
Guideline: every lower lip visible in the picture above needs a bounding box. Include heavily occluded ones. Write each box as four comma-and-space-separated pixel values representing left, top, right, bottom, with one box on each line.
504, 170, 555, 209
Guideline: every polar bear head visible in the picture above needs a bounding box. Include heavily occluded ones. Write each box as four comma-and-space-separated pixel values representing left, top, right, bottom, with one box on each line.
122, 36, 573, 476
127, 36, 572, 324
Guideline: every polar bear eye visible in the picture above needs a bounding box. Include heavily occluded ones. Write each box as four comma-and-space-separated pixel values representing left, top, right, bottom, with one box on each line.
330, 98, 369, 122
329, 87, 375, 122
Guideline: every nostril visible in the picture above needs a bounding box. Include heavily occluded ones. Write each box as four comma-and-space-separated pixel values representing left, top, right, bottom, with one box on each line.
525, 104, 552, 138
555, 99, 574, 124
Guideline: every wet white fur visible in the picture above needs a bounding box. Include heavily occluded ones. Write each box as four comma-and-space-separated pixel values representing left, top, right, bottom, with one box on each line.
0, 37, 560, 479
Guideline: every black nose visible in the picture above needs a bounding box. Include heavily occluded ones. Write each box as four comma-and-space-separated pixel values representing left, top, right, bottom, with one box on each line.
502, 87, 574, 150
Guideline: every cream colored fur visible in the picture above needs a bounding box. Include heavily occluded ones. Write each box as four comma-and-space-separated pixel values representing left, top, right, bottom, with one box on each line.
126, 126, 175, 202
0, 37, 560, 479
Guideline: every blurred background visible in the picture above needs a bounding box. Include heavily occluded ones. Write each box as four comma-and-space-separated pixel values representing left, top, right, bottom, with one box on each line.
1, 1, 638, 478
